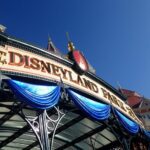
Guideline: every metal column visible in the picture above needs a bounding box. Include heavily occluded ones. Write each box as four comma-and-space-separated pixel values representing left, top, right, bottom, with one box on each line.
39, 110, 50, 150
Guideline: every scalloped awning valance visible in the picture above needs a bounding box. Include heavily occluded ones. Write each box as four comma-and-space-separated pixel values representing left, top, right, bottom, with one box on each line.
6, 79, 150, 138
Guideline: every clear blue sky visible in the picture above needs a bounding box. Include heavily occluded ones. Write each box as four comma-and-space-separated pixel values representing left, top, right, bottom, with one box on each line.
1, 0, 150, 97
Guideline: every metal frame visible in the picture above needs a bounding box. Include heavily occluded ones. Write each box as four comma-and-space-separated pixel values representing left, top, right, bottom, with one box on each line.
0, 80, 148, 150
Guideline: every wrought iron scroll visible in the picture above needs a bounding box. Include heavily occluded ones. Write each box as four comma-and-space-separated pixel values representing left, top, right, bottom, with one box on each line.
21, 107, 65, 150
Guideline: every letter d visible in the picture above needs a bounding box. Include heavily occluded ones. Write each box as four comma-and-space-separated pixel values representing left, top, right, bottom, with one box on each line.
8, 52, 24, 66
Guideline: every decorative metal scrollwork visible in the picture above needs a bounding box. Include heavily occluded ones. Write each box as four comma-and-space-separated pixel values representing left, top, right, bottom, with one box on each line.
21, 107, 65, 150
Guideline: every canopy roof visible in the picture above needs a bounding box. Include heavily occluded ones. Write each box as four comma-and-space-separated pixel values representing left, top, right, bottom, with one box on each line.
0, 84, 121, 150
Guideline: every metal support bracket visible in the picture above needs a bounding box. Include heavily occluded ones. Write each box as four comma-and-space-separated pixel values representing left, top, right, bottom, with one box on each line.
21, 107, 65, 150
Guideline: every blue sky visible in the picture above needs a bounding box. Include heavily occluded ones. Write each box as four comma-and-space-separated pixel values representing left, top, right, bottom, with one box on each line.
1, 0, 150, 97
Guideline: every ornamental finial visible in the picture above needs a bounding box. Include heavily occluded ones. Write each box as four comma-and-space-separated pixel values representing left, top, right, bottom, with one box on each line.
66, 32, 75, 51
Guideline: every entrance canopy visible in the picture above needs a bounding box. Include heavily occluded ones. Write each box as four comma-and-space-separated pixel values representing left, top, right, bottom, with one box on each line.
0, 31, 150, 149
0, 84, 120, 150
0, 78, 149, 150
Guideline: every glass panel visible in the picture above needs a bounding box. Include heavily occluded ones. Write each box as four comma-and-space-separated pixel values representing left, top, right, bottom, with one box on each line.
0, 107, 10, 112
9, 115, 23, 121
2, 120, 26, 128
13, 138, 35, 145
19, 133, 37, 141
0, 114, 5, 118
0, 137, 7, 140
52, 137, 67, 149
0, 132, 14, 136
31, 147, 41, 150
76, 139, 94, 150
100, 128, 116, 141
6, 142, 28, 148
1, 147, 21, 150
